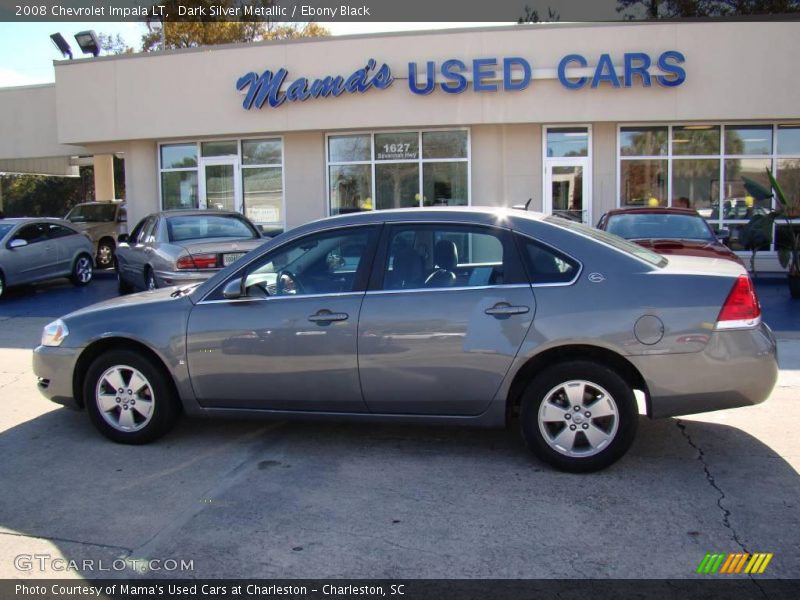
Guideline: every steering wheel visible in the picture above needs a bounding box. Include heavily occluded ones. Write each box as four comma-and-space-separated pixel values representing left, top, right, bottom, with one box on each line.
276, 269, 305, 295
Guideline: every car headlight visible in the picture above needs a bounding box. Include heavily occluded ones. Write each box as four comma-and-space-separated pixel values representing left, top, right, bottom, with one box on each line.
41, 319, 69, 347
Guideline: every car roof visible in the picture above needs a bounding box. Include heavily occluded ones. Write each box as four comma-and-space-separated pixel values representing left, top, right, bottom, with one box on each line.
156, 209, 252, 218
304, 206, 549, 228
0, 217, 75, 226
604, 207, 700, 217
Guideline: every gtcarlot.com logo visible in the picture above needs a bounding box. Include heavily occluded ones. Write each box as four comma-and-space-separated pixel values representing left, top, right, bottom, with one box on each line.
14, 554, 194, 573
696, 552, 773, 575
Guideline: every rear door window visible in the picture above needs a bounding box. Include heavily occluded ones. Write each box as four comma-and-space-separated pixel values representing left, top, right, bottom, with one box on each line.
516, 235, 580, 285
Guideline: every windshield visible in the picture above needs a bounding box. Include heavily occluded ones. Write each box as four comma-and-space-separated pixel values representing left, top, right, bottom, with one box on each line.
545, 216, 667, 268
166, 214, 259, 242
606, 213, 715, 242
65, 203, 118, 223
0, 224, 13, 241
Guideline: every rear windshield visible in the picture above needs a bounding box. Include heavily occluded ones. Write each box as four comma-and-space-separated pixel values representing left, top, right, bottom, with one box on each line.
166, 214, 259, 243
0, 224, 13, 241
606, 213, 714, 241
544, 216, 667, 268
65, 203, 118, 223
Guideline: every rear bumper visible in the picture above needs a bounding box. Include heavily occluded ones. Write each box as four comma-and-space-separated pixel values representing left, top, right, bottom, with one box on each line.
154, 269, 216, 288
32, 345, 82, 409
630, 322, 778, 418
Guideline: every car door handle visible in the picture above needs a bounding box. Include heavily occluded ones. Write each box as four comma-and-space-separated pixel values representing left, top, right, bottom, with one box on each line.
485, 304, 530, 316
308, 311, 349, 323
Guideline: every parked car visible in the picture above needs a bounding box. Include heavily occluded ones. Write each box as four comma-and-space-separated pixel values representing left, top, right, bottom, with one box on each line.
64, 201, 127, 269
597, 207, 744, 265
33, 208, 777, 472
0, 218, 93, 299
115, 210, 264, 294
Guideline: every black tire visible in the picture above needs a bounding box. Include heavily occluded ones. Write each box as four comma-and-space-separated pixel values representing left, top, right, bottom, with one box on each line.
70, 254, 93, 286
0, 271, 5, 300
84, 349, 180, 444
96, 239, 115, 269
145, 268, 158, 291
116, 261, 133, 294
519, 360, 638, 473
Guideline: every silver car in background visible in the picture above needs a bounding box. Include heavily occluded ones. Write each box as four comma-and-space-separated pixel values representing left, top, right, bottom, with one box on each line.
33, 208, 778, 472
115, 210, 264, 293
0, 218, 94, 299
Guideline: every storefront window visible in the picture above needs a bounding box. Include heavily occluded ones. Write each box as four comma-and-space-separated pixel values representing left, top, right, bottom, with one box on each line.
725, 126, 772, 155
161, 171, 198, 210
241, 138, 283, 227
546, 128, 588, 158
620, 127, 667, 157
159, 138, 284, 227
620, 159, 667, 207
619, 123, 800, 255
328, 130, 470, 215
671, 126, 720, 155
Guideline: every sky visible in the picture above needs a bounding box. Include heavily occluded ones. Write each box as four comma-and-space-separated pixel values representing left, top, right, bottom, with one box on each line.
0, 22, 509, 88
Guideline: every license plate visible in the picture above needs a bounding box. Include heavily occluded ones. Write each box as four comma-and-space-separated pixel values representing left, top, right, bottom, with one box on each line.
223, 252, 245, 266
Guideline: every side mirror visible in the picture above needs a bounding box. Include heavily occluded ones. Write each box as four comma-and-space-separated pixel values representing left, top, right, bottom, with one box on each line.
222, 278, 243, 300
8, 239, 28, 249
117, 234, 129, 244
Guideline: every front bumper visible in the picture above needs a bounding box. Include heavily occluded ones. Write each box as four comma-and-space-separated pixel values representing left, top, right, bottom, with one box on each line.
32, 345, 82, 409
631, 322, 779, 419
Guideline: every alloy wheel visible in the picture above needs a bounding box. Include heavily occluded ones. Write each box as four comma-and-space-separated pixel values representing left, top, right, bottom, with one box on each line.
76, 257, 93, 283
537, 379, 619, 458
95, 365, 155, 432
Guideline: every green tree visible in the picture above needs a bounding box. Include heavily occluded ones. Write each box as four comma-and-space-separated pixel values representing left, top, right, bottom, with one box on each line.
617, 0, 800, 19
98, 33, 134, 55
142, 1, 330, 52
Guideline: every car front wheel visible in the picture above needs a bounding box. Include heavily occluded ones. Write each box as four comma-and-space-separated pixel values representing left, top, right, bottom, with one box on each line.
84, 350, 180, 444
519, 360, 638, 472
70, 254, 93, 286
96, 240, 115, 269
145, 268, 157, 291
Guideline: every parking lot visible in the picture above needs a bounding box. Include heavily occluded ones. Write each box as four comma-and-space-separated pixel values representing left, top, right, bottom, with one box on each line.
0, 274, 798, 579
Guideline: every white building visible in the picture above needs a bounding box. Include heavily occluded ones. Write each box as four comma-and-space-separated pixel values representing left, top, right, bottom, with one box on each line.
1, 21, 798, 270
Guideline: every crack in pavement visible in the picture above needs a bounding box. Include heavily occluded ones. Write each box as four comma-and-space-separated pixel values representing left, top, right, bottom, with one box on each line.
676, 419, 748, 554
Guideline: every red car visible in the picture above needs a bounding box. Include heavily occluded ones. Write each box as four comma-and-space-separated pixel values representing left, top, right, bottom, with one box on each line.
597, 207, 744, 265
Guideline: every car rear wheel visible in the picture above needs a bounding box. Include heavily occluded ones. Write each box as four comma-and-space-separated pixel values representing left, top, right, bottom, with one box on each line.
70, 254, 93, 286
84, 350, 180, 444
519, 360, 638, 472
145, 268, 157, 291
96, 240, 115, 269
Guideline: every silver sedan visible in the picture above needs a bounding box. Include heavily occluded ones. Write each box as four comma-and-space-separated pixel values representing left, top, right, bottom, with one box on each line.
33, 208, 778, 472
115, 210, 264, 293
0, 218, 94, 299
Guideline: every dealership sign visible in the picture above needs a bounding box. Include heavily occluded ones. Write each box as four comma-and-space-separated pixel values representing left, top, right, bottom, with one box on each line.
236, 51, 685, 110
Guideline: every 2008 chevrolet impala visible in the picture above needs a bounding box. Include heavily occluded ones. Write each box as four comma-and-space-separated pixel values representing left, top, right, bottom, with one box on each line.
33, 208, 778, 472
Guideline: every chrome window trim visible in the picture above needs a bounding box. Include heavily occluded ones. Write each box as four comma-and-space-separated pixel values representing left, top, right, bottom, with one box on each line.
514, 232, 584, 288
197, 290, 365, 305
366, 283, 532, 296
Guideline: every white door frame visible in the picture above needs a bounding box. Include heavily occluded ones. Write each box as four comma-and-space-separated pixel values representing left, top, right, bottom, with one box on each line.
198, 156, 242, 212
542, 125, 592, 225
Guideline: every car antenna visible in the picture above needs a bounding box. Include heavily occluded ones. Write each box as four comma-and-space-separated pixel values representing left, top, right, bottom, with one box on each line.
512, 198, 532, 211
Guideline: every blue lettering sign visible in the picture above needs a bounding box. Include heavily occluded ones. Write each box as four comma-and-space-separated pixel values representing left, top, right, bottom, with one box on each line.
591, 53, 620, 88
503, 57, 531, 91
472, 58, 498, 92
558, 54, 588, 89
238, 59, 394, 109
624, 52, 651, 87
655, 50, 686, 87
440, 59, 468, 94
408, 61, 436, 95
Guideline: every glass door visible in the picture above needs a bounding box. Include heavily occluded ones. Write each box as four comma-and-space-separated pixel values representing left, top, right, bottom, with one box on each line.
199, 157, 242, 213
544, 159, 591, 224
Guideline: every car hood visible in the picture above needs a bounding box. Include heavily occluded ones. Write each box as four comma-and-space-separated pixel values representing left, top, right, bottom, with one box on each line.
62, 287, 190, 320
632, 239, 744, 264
173, 237, 264, 255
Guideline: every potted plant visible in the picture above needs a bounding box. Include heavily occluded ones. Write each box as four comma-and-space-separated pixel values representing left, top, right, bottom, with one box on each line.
740, 169, 800, 298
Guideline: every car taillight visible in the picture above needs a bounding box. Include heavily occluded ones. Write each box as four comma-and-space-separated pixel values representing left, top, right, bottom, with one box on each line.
715, 275, 761, 329
176, 254, 218, 270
